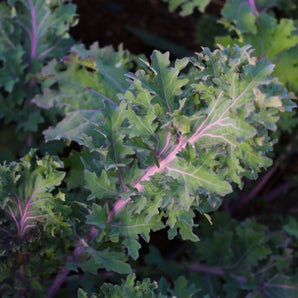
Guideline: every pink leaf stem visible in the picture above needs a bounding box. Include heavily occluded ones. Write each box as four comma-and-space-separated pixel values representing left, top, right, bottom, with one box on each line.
264, 283, 298, 290
0, 28, 15, 49
188, 262, 247, 283
108, 91, 229, 221
18, 189, 39, 232
248, 0, 258, 14
36, 9, 49, 33
16, 20, 32, 40
157, 131, 171, 157
28, 0, 37, 60
9, 186, 23, 216
189, 263, 225, 275
87, 87, 119, 107
27, 209, 39, 214
24, 187, 39, 210
107, 134, 187, 221
8, 206, 21, 232
20, 224, 36, 236
191, 91, 224, 138
46, 266, 70, 298
242, 160, 280, 204
54, 76, 119, 107
102, 71, 127, 93
111, 132, 127, 192
263, 274, 298, 290
29, 197, 49, 206
46, 226, 98, 298
263, 182, 292, 202
199, 133, 236, 147
38, 43, 57, 59
108, 79, 257, 220
21, 214, 44, 224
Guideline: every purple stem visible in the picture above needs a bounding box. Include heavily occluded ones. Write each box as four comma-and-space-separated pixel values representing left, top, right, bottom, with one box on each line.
263, 274, 298, 290
86, 87, 119, 107
46, 266, 70, 298
112, 131, 127, 192
48, 81, 262, 293
240, 135, 296, 206
262, 182, 291, 202
107, 134, 187, 222
189, 263, 224, 275
23, 214, 45, 221
108, 91, 227, 221
20, 224, 36, 236
10, 186, 23, 216
46, 226, 98, 298
100, 71, 126, 93
29, 197, 49, 206
24, 187, 38, 210
161, 77, 172, 116
37, 9, 49, 33
157, 131, 171, 157
248, 0, 258, 14
16, 20, 32, 41
18, 188, 39, 231
28, 0, 38, 60
8, 206, 21, 232
38, 44, 57, 59
242, 161, 280, 204
54, 76, 119, 107
0, 28, 15, 49
0, 227, 14, 236
111, 131, 127, 192
264, 283, 298, 290
182, 262, 247, 283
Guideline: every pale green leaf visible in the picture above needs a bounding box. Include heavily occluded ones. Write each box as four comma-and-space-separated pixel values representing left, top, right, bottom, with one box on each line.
84, 170, 118, 200
168, 160, 232, 196
109, 214, 164, 259
274, 46, 298, 93
0, 149, 69, 237
163, 0, 211, 15
263, 275, 298, 298
222, 0, 257, 33
81, 248, 131, 274
242, 15, 298, 60
126, 50, 189, 121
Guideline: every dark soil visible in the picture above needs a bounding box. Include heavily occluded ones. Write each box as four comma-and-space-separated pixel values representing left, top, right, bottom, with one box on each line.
70, 0, 223, 57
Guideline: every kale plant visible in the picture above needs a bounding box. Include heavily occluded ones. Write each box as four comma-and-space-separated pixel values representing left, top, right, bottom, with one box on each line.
0, 0, 77, 159
32, 43, 295, 296
0, 0, 297, 297
217, 0, 298, 94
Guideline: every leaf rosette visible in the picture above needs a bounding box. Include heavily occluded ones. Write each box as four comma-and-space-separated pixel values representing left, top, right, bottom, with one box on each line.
33, 44, 296, 259
0, 149, 68, 239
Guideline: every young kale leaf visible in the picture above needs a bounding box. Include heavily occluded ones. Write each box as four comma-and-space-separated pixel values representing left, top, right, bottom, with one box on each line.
0, 149, 68, 238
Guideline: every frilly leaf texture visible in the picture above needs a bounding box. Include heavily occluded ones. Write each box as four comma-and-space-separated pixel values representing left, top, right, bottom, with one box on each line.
0, 149, 68, 238
9, 0, 76, 63
78, 273, 199, 297
0, 0, 77, 135
143, 212, 298, 297
217, 5, 298, 93
35, 44, 296, 260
